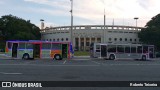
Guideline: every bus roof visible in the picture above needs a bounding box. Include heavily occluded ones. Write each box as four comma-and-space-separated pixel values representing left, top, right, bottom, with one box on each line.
93, 43, 154, 46
6, 40, 71, 44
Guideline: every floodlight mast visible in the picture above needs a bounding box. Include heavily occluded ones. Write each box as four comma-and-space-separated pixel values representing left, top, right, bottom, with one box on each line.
134, 17, 139, 27
40, 19, 44, 40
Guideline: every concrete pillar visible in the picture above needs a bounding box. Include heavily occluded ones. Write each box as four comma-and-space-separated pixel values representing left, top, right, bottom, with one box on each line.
84, 37, 86, 51
78, 37, 81, 51
89, 37, 91, 45
73, 37, 75, 49
95, 37, 97, 43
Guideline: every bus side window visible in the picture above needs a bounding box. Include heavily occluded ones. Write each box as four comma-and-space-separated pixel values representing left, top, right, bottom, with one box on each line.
125, 46, 130, 53
18, 43, 25, 49
42, 43, 51, 49
108, 45, 116, 52
117, 45, 124, 53
96, 45, 100, 52
7, 42, 12, 49
131, 46, 136, 53
143, 46, 148, 53
90, 43, 94, 50
137, 46, 142, 53
26, 43, 33, 49
52, 43, 61, 50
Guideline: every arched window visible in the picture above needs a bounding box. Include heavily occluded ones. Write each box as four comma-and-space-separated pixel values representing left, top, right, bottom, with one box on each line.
66, 38, 68, 41
130, 39, 132, 41
114, 38, 117, 41
125, 38, 127, 41
57, 38, 59, 41
120, 38, 122, 41
135, 39, 137, 42
109, 38, 112, 41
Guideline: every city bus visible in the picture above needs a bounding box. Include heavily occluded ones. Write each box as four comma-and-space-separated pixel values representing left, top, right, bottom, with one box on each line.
5, 40, 74, 60
90, 43, 154, 60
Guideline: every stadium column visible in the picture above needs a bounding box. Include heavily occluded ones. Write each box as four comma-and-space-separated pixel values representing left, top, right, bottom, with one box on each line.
84, 37, 86, 51
89, 37, 91, 47
78, 37, 81, 51
95, 37, 97, 43
73, 37, 75, 50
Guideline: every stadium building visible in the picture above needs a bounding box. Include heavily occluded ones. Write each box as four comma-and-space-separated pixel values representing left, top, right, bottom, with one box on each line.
41, 25, 142, 51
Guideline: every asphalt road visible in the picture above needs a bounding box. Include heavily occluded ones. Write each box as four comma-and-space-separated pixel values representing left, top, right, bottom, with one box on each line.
0, 58, 160, 90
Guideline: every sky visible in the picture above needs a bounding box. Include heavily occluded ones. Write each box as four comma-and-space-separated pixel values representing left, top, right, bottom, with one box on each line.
0, 0, 160, 28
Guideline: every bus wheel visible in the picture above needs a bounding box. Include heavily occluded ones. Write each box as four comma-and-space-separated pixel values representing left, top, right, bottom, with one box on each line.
54, 54, 62, 60
109, 54, 115, 60
142, 55, 146, 61
23, 54, 30, 60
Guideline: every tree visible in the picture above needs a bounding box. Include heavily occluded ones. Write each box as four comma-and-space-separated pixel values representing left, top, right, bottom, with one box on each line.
138, 13, 160, 51
0, 14, 41, 50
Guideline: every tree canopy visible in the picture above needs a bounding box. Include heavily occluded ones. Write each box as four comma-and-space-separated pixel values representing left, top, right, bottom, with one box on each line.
0, 14, 41, 49
138, 13, 160, 51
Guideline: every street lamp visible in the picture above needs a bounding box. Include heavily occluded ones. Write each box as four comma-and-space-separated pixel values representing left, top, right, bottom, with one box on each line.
134, 17, 139, 27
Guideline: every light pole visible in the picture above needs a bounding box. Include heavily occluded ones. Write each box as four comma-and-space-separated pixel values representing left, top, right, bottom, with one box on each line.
103, 0, 106, 43
70, 0, 73, 47
134, 17, 139, 27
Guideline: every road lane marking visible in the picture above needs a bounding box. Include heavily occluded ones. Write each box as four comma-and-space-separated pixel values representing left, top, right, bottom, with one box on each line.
91, 61, 101, 65
1, 63, 160, 67
63, 60, 67, 64
71, 59, 90, 60
0, 72, 22, 75
103, 64, 160, 66
0, 64, 99, 67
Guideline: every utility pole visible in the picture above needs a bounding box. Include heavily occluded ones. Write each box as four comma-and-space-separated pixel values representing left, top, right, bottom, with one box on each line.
104, 8, 106, 43
70, 0, 73, 46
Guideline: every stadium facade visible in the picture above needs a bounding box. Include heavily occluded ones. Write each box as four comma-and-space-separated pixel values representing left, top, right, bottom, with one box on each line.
41, 25, 142, 51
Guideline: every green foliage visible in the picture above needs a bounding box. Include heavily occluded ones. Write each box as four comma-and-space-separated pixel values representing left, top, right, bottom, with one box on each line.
74, 51, 90, 56
0, 14, 41, 49
138, 13, 160, 51
0, 14, 41, 40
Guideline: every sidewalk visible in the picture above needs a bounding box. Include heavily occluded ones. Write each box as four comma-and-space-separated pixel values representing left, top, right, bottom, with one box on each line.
74, 56, 90, 58
0, 54, 12, 59
150, 58, 160, 60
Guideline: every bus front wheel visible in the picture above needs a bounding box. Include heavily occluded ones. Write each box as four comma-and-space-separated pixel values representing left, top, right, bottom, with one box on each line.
109, 54, 115, 60
54, 54, 62, 60
22, 54, 30, 60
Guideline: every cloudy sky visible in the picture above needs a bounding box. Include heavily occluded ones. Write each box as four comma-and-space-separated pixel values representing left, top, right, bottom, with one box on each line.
0, 0, 160, 27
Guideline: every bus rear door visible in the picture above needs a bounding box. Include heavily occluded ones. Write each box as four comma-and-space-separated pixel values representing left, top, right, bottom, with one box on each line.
148, 46, 154, 58
33, 44, 41, 58
12, 43, 18, 58
62, 44, 68, 58
101, 45, 107, 58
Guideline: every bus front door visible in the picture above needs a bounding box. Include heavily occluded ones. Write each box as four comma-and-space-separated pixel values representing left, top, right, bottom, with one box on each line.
12, 43, 18, 58
62, 44, 68, 58
101, 45, 107, 57
33, 44, 40, 58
